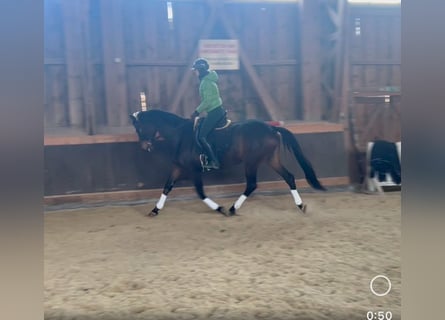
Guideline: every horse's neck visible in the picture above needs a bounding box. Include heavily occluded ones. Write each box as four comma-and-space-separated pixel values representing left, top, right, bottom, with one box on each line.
160, 118, 189, 134
157, 111, 187, 126
159, 120, 192, 149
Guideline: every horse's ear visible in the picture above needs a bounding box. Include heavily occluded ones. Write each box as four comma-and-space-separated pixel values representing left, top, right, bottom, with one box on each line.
129, 114, 137, 125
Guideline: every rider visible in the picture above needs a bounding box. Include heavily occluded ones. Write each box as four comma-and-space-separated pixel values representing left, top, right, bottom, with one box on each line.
190, 58, 226, 170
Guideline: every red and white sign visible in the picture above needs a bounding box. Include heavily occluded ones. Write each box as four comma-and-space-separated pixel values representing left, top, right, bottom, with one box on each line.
199, 39, 239, 70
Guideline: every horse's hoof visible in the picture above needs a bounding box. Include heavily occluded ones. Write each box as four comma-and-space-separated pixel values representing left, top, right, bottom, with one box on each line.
217, 206, 230, 217
298, 203, 307, 214
148, 207, 159, 217
229, 206, 236, 216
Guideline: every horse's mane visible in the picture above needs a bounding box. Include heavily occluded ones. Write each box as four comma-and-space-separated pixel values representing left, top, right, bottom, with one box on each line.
137, 109, 188, 127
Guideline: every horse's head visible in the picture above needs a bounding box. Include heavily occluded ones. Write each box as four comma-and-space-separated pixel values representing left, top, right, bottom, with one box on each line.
130, 111, 162, 152
129, 110, 187, 152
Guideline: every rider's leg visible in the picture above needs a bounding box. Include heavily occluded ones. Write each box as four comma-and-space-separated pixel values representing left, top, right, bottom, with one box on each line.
197, 107, 225, 169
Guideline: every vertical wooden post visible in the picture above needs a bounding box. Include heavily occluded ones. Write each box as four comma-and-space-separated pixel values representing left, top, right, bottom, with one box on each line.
300, 0, 323, 121
79, 0, 96, 135
100, 0, 129, 127
319, 0, 347, 122
45, 66, 67, 127
62, 0, 86, 128
341, 2, 356, 185
333, 0, 347, 123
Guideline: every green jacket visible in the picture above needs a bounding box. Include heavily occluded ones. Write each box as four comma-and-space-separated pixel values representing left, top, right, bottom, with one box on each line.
196, 70, 223, 113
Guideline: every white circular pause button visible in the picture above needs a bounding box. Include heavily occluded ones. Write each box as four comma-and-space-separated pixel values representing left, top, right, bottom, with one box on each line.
370, 275, 392, 297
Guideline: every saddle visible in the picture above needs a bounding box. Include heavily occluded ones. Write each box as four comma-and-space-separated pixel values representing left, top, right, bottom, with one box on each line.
193, 112, 232, 171
193, 113, 231, 132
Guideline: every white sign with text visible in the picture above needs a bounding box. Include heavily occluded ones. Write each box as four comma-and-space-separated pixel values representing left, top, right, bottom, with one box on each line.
199, 39, 239, 70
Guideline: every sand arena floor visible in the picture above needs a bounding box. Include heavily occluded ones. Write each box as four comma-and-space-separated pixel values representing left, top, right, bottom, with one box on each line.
44, 191, 401, 320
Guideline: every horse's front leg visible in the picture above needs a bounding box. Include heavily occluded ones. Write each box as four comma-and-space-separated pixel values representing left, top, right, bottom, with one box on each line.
193, 173, 230, 217
149, 165, 182, 217
229, 162, 258, 215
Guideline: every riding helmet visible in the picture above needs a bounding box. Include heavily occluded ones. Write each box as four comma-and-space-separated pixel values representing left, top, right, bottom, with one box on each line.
191, 58, 210, 71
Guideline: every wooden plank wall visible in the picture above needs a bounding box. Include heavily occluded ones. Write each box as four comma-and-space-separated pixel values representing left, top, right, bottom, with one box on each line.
44, 0, 302, 136
341, 4, 401, 184
44, 131, 348, 197
226, 3, 301, 121
349, 6, 401, 91
44, 1, 401, 139
44, 0, 68, 128
347, 5, 401, 151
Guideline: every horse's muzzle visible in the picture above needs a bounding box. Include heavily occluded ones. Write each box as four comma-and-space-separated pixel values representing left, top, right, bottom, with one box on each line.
141, 141, 153, 152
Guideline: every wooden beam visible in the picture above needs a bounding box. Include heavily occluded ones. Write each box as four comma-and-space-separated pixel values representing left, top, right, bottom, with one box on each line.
100, 0, 129, 127
341, 2, 358, 183
300, 0, 323, 121
250, 60, 299, 66
44, 121, 343, 146
352, 92, 401, 98
126, 60, 189, 67
351, 60, 401, 65
44, 133, 137, 146
126, 59, 300, 67
79, 0, 96, 135
332, 0, 347, 122
303, 0, 346, 122
219, 9, 281, 120
284, 121, 344, 134
44, 58, 66, 65
62, 1, 86, 128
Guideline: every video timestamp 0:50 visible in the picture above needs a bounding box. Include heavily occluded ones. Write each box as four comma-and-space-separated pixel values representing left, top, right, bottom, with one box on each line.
366, 311, 392, 320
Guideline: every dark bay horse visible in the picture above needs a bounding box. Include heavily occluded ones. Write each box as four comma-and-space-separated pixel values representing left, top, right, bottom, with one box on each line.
130, 109, 326, 217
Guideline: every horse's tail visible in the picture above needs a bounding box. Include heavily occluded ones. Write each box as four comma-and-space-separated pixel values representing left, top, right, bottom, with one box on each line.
273, 127, 326, 191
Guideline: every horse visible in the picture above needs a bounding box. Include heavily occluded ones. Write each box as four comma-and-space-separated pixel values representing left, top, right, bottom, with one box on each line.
129, 109, 326, 217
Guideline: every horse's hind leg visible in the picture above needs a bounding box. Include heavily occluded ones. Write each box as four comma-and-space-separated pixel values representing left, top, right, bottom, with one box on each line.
193, 173, 229, 216
229, 163, 259, 215
267, 150, 307, 213
149, 166, 182, 217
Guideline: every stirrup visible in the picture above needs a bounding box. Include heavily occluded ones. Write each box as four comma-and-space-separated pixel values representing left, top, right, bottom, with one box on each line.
199, 154, 219, 171
202, 164, 219, 171
199, 154, 210, 172
204, 161, 220, 170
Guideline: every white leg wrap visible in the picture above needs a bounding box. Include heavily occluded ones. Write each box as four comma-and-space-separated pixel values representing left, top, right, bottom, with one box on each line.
372, 177, 384, 194
291, 189, 302, 206
156, 194, 167, 209
203, 198, 219, 210
234, 195, 247, 210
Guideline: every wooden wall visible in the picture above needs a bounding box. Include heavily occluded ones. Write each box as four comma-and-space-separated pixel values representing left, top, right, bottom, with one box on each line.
44, 130, 348, 197
342, 5, 401, 184
43, 1, 402, 196
44, 0, 302, 136
348, 6, 401, 91
346, 5, 401, 151
44, 1, 401, 137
